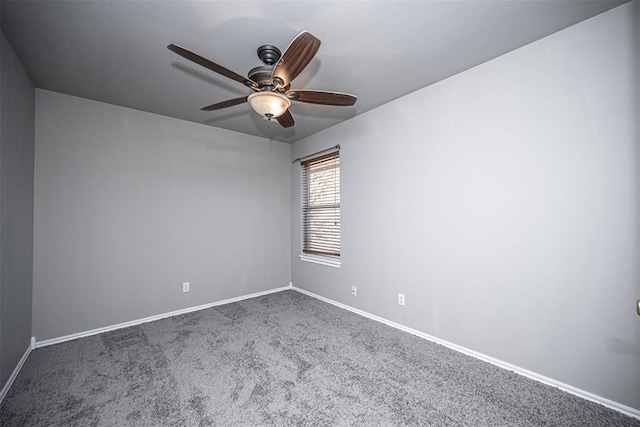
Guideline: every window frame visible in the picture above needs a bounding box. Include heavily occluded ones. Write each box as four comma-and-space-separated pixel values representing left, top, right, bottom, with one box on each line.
299, 150, 341, 268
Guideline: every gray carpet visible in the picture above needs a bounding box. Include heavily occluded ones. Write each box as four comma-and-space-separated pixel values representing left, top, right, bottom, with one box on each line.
1, 290, 638, 426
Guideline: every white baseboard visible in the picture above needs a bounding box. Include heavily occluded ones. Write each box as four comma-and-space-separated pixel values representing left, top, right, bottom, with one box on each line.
36, 285, 291, 348
0, 340, 33, 404
292, 286, 640, 420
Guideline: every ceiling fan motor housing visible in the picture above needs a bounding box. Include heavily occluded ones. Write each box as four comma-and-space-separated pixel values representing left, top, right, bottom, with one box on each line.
249, 45, 288, 89
248, 65, 274, 85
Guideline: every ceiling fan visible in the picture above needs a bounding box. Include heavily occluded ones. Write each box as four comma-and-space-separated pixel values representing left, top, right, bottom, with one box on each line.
167, 31, 357, 128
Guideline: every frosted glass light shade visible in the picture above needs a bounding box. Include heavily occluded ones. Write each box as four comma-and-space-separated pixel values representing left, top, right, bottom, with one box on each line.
247, 92, 291, 118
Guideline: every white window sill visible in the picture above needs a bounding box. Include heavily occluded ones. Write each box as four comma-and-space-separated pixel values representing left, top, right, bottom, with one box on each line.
299, 254, 341, 268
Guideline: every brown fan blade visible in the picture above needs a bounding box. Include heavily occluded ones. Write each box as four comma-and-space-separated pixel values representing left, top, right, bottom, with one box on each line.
201, 96, 248, 111
286, 90, 357, 106
271, 32, 320, 88
168, 44, 258, 89
276, 110, 294, 128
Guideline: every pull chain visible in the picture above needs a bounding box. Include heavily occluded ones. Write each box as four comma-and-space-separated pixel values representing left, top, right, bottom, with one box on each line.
266, 115, 273, 140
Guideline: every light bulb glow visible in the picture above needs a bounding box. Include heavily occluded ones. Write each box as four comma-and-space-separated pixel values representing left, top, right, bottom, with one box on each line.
247, 92, 291, 118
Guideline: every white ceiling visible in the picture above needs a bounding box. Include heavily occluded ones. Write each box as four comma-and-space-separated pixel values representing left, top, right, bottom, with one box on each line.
1, 0, 626, 143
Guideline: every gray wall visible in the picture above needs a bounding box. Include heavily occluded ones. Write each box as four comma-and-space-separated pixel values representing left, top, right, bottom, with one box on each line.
0, 31, 35, 387
33, 90, 291, 341
291, 3, 639, 410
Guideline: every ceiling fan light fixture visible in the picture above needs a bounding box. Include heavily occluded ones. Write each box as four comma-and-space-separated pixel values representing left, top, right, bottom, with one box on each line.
247, 91, 291, 119
168, 32, 356, 129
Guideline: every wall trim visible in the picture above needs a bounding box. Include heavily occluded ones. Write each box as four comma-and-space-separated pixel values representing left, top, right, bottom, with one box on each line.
291, 285, 640, 420
35, 285, 291, 349
16, 284, 640, 418
0, 341, 33, 405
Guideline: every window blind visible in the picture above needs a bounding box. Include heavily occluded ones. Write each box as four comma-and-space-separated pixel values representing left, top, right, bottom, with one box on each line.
301, 151, 340, 258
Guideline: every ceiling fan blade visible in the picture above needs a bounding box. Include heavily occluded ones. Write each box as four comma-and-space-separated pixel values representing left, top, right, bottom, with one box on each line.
276, 110, 295, 128
271, 32, 321, 88
201, 96, 248, 111
286, 90, 357, 106
168, 43, 258, 89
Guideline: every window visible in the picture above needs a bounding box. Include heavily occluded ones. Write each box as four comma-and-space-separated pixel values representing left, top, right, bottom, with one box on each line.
301, 151, 340, 260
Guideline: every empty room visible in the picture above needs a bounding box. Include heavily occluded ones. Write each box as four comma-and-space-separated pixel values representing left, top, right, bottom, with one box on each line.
1, 0, 639, 425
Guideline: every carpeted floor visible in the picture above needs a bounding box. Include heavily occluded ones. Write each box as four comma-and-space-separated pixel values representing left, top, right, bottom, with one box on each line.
0, 290, 638, 426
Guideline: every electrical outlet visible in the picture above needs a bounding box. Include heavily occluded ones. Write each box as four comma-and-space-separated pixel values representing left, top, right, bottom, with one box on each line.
182, 282, 190, 293
398, 293, 405, 306
352, 285, 357, 296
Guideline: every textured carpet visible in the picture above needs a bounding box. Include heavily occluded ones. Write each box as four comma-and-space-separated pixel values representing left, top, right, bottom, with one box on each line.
0, 290, 638, 426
